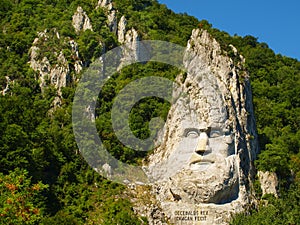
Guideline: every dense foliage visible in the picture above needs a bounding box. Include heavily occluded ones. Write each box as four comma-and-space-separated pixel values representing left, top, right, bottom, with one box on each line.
0, 0, 299, 224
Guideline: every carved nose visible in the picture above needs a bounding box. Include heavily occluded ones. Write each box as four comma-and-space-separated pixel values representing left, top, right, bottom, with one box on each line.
196, 132, 208, 155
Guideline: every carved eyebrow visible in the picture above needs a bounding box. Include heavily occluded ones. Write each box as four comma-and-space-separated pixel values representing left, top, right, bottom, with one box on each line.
183, 127, 212, 137
208, 127, 224, 137
183, 128, 199, 137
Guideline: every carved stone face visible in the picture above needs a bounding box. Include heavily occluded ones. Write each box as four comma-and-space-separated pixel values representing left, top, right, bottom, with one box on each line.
169, 108, 239, 204
142, 30, 257, 224
147, 74, 240, 204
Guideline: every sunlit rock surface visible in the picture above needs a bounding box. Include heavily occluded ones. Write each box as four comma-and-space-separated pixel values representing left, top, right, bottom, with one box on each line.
258, 171, 278, 197
137, 29, 259, 224
72, 6, 93, 33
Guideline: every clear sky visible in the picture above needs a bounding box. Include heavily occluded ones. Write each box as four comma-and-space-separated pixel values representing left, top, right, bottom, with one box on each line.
158, 0, 300, 60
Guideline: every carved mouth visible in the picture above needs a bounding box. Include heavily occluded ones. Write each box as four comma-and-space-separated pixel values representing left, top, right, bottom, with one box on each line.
189, 158, 214, 165
189, 153, 214, 166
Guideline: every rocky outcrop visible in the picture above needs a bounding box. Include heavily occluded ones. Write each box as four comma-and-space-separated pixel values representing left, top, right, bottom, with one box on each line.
258, 171, 278, 197
96, 0, 113, 10
96, 0, 117, 33
138, 29, 259, 224
28, 1, 139, 107
117, 15, 127, 43
123, 28, 140, 59
1, 76, 12, 95
72, 6, 93, 33
29, 30, 51, 90
116, 14, 140, 65
117, 27, 140, 71
29, 29, 83, 106
96, 0, 139, 58
29, 44, 69, 103
117, 15, 141, 68
107, 9, 117, 33
50, 51, 70, 91
69, 39, 83, 74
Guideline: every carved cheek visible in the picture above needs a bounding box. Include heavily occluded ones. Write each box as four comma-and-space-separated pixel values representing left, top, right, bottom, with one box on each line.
224, 135, 233, 144
209, 138, 232, 158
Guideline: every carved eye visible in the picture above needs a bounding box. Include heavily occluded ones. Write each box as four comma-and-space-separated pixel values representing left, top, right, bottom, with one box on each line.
187, 131, 199, 138
184, 129, 199, 138
209, 129, 222, 138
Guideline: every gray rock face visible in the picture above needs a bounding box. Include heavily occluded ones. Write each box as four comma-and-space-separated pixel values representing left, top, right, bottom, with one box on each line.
69, 40, 83, 74
29, 29, 83, 106
118, 15, 127, 43
72, 6, 93, 33
258, 171, 278, 197
29, 31, 66, 92
140, 29, 259, 224
29, 30, 52, 91
118, 28, 140, 70
50, 51, 70, 91
124, 28, 140, 59
29, 1, 139, 107
107, 9, 117, 33
96, 0, 116, 33
97, 0, 113, 9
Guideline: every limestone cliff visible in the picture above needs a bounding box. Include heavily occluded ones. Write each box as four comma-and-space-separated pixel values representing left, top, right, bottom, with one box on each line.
97, 0, 117, 33
96, 0, 141, 67
72, 6, 93, 33
136, 29, 259, 225
28, 29, 83, 107
258, 171, 278, 197
28, 1, 139, 108
118, 16, 127, 43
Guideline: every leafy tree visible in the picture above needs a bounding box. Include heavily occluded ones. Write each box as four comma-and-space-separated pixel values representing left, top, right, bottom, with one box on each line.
0, 169, 48, 225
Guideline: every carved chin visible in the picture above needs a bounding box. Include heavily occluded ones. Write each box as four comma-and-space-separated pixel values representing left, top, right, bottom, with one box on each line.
181, 175, 239, 204
172, 157, 239, 204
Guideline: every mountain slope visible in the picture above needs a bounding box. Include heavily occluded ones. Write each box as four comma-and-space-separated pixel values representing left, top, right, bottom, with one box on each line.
0, 0, 299, 224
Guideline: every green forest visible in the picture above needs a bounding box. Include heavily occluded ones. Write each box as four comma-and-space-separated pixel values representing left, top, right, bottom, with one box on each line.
0, 0, 299, 224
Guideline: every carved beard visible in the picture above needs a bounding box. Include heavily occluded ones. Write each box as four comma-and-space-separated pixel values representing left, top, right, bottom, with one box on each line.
169, 156, 239, 204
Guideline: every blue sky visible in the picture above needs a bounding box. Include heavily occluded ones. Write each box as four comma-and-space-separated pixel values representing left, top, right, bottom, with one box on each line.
158, 0, 300, 60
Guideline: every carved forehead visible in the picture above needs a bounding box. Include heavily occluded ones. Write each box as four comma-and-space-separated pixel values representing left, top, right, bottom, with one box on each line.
172, 86, 228, 128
